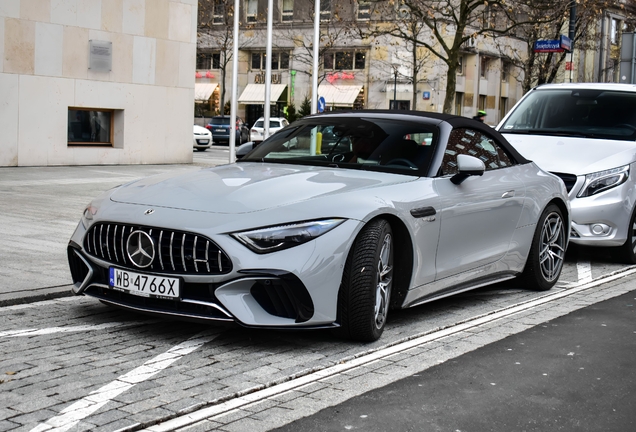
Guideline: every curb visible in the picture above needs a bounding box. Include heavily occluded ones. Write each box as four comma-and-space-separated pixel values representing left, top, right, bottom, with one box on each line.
0, 285, 74, 307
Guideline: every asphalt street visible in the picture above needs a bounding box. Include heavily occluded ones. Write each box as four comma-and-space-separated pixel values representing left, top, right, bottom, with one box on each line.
274, 289, 636, 432
1, 147, 635, 432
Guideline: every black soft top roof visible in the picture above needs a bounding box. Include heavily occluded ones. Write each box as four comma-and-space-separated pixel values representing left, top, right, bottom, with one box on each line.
302, 110, 530, 165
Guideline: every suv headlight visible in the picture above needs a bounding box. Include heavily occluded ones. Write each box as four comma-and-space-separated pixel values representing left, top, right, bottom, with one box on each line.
577, 165, 630, 198
231, 218, 345, 254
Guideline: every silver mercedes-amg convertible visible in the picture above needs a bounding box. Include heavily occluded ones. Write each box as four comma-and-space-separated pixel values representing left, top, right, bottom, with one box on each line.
67, 111, 569, 341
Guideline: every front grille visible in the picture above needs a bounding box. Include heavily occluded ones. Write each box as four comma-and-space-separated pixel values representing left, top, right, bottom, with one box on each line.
84, 222, 232, 275
550, 172, 578, 193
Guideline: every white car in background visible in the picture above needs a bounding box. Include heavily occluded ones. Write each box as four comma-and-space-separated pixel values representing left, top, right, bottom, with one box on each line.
193, 125, 213, 151
497, 83, 636, 263
250, 117, 289, 144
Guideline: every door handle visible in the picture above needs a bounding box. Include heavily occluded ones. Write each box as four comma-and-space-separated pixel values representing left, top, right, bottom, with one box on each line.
501, 190, 515, 198
410, 207, 436, 218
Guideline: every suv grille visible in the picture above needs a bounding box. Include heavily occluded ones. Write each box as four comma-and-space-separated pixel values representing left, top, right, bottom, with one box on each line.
84, 222, 232, 275
550, 172, 577, 193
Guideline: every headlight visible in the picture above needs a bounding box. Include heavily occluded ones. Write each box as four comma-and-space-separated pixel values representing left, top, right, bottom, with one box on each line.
231, 218, 345, 254
577, 165, 630, 198
80, 203, 98, 228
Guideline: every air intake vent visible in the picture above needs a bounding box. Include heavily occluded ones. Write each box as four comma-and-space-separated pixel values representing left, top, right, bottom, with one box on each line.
550, 172, 577, 193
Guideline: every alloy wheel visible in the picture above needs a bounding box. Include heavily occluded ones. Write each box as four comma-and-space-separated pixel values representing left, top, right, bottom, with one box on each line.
539, 212, 565, 282
374, 233, 393, 329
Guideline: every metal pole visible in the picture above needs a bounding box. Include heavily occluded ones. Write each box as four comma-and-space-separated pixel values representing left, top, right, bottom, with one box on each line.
264, 0, 273, 140
311, 0, 320, 114
393, 68, 397, 110
229, 0, 240, 163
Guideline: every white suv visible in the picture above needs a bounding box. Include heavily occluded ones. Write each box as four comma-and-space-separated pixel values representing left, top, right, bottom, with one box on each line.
250, 117, 289, 144
497, 83, 636, 262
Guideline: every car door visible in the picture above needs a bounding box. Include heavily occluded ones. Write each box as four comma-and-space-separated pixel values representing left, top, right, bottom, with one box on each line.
433, 127, 526, 280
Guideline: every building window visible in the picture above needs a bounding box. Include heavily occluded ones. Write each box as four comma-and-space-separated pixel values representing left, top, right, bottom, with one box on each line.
68, 108, 113, 146
197, 53, 212, 70
282, 0, 293, 21
213, 1, 225, 24
480, 57, 488, 78
212, 53, 221, 69
611, 18, 619, 45
500, 97, 508, 120
478, 95, 487, 111
355, 52, 365, 69
323, 50, 366, 70
501, 61, 509, 81
320, 0, 330, 21
357, 0, 370, 20
457, 55, 464, 75
251, 52, 290, 70
454, 92, 463, 116
246, 0, 258, 22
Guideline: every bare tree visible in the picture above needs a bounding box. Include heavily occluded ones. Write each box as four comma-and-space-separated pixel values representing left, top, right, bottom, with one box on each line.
357, 0, 572, 113
198, 0, 257, 114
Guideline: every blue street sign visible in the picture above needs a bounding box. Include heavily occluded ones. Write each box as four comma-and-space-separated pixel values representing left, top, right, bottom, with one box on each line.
533, 39, 563, 53
317, 96, 326, 113
423, 91, 431, 100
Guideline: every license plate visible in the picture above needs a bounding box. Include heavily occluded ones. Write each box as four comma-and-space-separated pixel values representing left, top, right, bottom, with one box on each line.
109, 267, 180, 299
197, 139, 209, 144
214, 129, 225, 133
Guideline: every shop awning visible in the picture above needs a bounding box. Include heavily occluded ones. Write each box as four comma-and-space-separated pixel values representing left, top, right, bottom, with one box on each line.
238, 84, 287, 104
194, 83, 219, 101
318, 84, 363, 107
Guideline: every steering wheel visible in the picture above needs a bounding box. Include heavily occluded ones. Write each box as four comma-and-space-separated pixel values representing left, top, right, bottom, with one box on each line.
384, 158, 418, 169
331, 153, 348, 162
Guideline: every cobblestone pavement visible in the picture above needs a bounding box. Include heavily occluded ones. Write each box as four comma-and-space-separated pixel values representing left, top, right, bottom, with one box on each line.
1, 266, 634, 432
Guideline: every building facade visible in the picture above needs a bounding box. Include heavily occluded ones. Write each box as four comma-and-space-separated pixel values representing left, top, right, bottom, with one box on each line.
195, 0, 527, 128
0, 0, 198, 167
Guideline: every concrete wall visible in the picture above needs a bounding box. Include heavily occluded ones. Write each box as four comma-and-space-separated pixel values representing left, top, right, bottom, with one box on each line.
0, 0, 198, 167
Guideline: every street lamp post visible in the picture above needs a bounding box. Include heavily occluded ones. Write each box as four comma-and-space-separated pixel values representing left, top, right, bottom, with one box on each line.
391, 63, 399, 110
393, 68, 398, 110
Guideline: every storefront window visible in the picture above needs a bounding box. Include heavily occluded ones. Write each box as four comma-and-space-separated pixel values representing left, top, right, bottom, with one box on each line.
68, 109, 112, 145
323, 51, 366, 71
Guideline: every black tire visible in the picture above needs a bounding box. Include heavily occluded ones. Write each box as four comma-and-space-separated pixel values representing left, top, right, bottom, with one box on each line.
613, 206, 636, 263
334, 219, 393, 342
519, 204, 566, 291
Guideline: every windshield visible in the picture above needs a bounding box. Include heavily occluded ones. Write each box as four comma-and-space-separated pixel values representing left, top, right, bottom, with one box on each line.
211, 117, 231, 125
500, 89, 636, 141
239, 117, 437, 176
254, 120, 281, 128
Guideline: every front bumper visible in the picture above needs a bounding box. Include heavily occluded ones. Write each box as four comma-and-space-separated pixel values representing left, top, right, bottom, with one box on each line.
567, 176, 635, 247
67, 216, 359, 328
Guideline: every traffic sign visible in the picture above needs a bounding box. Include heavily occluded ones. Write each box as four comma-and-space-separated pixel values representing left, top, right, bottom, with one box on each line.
317, 96, 326, 113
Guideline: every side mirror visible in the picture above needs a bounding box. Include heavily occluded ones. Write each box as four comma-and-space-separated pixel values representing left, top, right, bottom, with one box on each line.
451, 154, 485, 185
235, 142, 255, 160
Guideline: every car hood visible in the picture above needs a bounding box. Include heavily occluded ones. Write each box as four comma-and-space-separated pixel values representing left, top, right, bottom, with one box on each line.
502, 134, 636, 175
110, 163, 415, 214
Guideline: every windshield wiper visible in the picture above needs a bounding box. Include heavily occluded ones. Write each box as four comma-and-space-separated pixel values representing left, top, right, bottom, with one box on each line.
502, 129, 601, 138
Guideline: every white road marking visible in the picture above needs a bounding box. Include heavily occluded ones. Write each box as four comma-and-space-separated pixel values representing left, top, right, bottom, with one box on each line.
0, 177, 139, 187
0, 321, 158, 338
143, 266, 636, 432
577, 261, 593, 283
30, 330, 220, 432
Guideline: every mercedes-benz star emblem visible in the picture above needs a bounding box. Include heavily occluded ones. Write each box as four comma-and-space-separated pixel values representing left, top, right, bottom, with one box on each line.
126, 230, 155, 268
